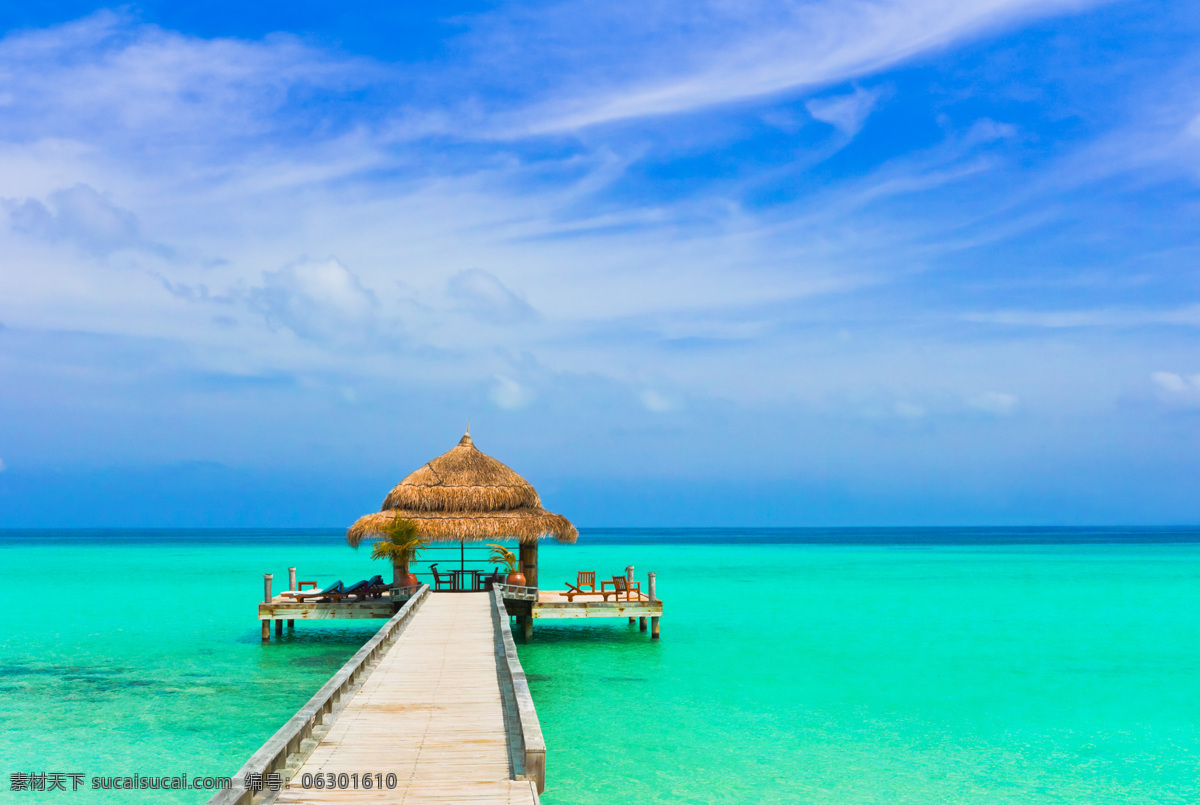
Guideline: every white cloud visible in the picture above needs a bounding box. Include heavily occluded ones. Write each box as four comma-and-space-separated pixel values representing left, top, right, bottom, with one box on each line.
1151, 371, 1200, 406
640, 389, 675, 412
806, 86, 882, 136
894, 401, 927, 418
5, 184, 146, 255
968, 390, 1019, 415
446, 269, 537, 324
248, 258, 377, 342
489, 376, 535, 409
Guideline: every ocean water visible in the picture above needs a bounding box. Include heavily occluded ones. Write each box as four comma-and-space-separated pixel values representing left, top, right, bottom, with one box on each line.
1, 529, 1199, 804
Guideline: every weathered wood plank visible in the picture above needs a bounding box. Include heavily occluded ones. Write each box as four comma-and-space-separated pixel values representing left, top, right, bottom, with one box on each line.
258, 602, 394, 620
532, 602, 663, 619
271, 593, 538, 805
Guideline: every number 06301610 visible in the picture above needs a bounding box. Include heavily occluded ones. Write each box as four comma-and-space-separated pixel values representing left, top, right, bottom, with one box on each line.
299, 772, 398, 790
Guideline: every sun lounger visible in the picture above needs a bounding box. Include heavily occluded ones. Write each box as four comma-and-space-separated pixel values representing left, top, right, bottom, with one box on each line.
290, 580, 345, 602
364, 575, 389, 598
340, 578, 372, 599
278, 581, 319, 598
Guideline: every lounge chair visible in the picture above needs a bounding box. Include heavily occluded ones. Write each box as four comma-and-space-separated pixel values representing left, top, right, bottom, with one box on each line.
290, 580, 345, 602
340, 578, 373, 599
601, 576, 643, 601
429, 564, 456, 592
364, 575, 389, 598
564, 571, 613, 601
279, 581, 318, 598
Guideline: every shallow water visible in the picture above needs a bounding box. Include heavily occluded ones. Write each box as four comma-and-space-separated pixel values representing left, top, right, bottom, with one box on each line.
1, 530, 1198, 803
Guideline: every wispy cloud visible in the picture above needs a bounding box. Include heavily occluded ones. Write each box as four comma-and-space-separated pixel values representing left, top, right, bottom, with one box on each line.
470, 0, 1105, 133
806, 85, 884, 135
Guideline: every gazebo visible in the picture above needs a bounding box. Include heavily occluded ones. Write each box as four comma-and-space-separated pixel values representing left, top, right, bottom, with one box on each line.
346, 432, 577, 589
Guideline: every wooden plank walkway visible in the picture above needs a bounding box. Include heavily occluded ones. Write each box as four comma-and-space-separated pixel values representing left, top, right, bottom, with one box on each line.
274, 593, 538, 804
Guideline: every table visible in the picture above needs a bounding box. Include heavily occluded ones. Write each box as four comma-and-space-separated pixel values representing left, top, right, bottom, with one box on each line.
450, 569, 480, 591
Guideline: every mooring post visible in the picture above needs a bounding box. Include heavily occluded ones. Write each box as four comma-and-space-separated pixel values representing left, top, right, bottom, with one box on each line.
286, 567, 297, 630
262, 574, 273, 642
648, 572, 659, 639
627, 565, 636, 623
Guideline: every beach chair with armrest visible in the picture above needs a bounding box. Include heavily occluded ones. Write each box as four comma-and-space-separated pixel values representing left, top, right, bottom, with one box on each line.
290, 580, 346, 602
564, 571, 613, 601
429, 563, 456, 592
601, 576, 643, 602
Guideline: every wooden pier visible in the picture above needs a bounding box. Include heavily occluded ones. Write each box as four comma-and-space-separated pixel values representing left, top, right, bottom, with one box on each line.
213, 586, 546, 805
236, 565, 661, 802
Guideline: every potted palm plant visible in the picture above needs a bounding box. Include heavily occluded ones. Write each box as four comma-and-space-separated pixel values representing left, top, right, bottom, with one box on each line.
487, 543, 523, 587
370, 517, 427, 589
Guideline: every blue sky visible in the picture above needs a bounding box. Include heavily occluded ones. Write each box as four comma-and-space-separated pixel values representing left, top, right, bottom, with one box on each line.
1, 0, 1198, 527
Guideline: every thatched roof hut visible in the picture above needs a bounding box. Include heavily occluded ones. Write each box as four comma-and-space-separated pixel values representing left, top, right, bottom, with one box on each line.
346, 432, 578, 547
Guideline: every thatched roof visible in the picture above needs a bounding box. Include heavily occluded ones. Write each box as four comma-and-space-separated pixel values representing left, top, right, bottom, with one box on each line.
347, 432, 578, 546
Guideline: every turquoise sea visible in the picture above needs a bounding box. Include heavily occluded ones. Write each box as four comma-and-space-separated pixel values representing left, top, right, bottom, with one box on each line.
2, 528, 1199, 804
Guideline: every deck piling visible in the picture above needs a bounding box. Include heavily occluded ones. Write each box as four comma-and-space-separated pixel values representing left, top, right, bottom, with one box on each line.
648, 572, 659, 639
262, 574, 273, 642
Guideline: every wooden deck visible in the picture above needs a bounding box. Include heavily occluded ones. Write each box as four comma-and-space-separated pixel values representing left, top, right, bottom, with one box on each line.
533, 590, 663, 620
273, 593, 538, 805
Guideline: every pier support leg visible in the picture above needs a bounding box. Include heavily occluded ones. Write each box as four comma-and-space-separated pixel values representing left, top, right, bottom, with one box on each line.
522, 615, 533, 640
287, 619, 295, 629
275, 619, 283, 636
261, 620, 270, 641
651, 616, 660, 639
639, 616, 647, 631
629, 617, 636, 624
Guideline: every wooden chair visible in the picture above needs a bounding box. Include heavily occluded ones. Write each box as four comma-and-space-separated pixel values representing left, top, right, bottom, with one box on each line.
601, 575, 643, 602
564, 570, 613, 601
429, 563, 456, 591
482, 566, 506, 591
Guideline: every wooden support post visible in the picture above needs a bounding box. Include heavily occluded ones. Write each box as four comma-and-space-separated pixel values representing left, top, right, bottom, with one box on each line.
639, 616, 647, 631
648, 572, 659, 639
629, 617, 636, 624
275, 619, 283, 636
262, 574, 273, 642
287, 619, 295, 629
522, 615, 533, 640
288, 566, 297, 592
626, 566, 635, 622
519, 541, 539, 589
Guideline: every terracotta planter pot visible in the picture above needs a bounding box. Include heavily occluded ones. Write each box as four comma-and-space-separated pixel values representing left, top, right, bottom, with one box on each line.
506, 572, 526, 587
400, 572, 420, 589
